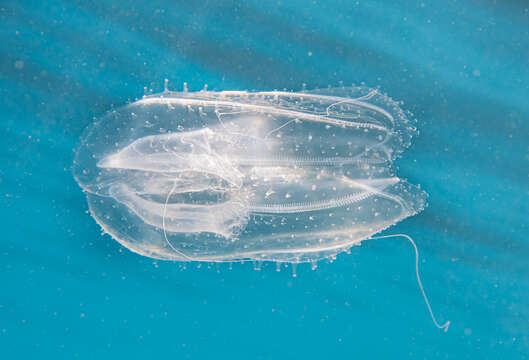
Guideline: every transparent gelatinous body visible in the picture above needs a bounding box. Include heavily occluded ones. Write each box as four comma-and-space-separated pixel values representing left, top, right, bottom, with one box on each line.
73, 87, 427, 262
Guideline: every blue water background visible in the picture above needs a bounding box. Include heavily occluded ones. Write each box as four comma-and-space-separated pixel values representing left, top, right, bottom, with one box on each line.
1, 1, 528, 358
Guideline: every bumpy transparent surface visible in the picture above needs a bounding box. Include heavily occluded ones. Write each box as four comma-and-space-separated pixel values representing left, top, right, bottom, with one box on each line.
73, 87, 427, 262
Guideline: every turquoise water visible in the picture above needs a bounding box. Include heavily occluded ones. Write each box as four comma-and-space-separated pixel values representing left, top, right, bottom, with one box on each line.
1, 1, 528, 359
